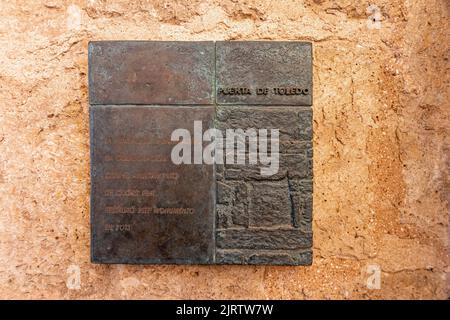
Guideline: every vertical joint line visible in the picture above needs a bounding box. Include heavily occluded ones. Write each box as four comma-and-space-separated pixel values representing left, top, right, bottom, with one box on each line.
287, 171, 299, 228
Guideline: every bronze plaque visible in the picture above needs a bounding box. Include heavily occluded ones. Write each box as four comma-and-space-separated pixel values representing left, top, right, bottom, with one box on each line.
90, 106, 215, 263
89, 41, 215, 105
89, 41, 313, 265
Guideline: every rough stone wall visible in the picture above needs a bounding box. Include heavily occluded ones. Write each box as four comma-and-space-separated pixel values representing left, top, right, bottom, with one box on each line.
0, 0, 448, 299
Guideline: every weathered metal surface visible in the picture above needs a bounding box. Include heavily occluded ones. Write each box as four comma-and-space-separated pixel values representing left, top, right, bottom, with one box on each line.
89, 41, 313, 265
90, 106, 215, 264
215, 41, 312, 105
215, 106, 313, 265
89, 41, 215, 105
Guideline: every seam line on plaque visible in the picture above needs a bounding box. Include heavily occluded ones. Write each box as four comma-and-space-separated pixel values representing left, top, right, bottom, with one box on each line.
214, 41, 217, 106
212, 40, 217, 264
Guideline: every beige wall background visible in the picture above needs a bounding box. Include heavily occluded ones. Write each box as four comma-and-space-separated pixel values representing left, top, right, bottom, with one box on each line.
0, 0, 448, 299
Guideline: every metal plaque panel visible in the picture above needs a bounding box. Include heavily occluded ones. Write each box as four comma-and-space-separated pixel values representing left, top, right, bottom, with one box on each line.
215, 106, 313, 265
89, 41, 215, 105
215, 41, 312, 106
90, 106, 215, 264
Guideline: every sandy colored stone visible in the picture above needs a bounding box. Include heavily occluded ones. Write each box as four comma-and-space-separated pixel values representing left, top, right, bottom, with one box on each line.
0, 0, 448, 299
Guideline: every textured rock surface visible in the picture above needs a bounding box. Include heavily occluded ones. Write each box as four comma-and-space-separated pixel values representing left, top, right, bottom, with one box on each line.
0, 0, 448, 299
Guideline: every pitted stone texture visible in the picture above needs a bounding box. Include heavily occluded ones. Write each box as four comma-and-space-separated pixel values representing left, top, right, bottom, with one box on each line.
222, 154, 312, 180
216, 249, 312, 265
216, 229, 312, 250
215, 106, 313, 265
216, 41, 312, 105
216, 107, 313, 181
248, 181, 293, 227
89, 41, 215, 105
216, 181, 249, 228
215, 106, 312, 146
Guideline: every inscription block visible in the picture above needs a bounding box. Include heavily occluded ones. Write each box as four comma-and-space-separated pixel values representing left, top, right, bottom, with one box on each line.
89, 41, 215, 105
90, 106, 215, 263
216, 41, 312, 105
